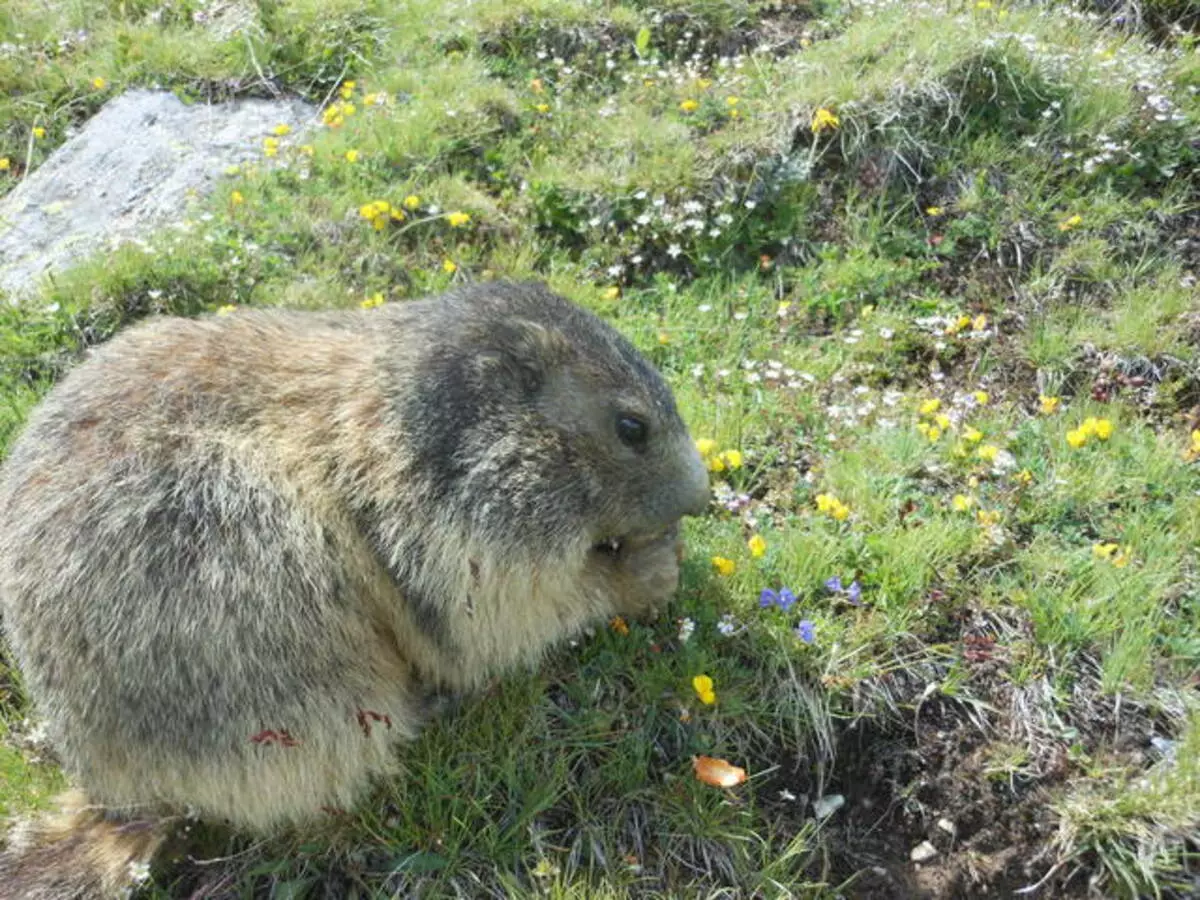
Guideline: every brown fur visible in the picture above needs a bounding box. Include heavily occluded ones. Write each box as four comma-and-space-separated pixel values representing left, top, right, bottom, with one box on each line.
0, 280, 710, 897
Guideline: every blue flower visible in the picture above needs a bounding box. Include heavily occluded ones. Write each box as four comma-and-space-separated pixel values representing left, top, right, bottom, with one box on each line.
846, 580, 863, 606
825, 575, 865, 606
761, 586, 797, 611
795, 620, 815, 643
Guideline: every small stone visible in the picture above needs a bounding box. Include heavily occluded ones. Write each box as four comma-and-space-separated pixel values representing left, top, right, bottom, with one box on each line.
812, 793, 845, 819
937, 817, 958, 837
910, 841, 939, 863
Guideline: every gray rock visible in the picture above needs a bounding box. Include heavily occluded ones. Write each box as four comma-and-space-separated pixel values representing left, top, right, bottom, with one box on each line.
910, 840, 939, 863
0, 88, 316, 302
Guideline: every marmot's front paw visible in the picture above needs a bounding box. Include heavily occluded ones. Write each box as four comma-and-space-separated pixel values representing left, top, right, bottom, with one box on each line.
608, 522, 683, 621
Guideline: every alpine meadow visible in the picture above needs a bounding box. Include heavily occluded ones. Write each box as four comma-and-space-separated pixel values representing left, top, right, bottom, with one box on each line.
1, 0, 1198, 897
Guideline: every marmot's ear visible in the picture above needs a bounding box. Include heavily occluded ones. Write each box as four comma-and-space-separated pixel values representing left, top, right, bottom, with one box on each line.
474, 318, 571, 395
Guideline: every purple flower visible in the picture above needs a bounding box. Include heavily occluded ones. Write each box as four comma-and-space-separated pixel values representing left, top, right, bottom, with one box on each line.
761, 586, 797, 611
824, 575, 843, 593
796, 619, 815, 643
846, 580, 862, 606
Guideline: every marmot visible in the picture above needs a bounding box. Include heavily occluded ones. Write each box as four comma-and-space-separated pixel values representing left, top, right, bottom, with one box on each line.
0, 280, 711, 898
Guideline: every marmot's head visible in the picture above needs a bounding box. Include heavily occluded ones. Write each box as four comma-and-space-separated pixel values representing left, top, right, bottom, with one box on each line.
387, 281, 711, 562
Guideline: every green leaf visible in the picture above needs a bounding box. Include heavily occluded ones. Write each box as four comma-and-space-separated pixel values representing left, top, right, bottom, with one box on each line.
635, 26, 651, 57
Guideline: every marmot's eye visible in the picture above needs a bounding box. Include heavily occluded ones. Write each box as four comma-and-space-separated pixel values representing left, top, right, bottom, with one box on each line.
617, 415, 648, 447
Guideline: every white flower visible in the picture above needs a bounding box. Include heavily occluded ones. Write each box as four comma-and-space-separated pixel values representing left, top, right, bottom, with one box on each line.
666, 244, 683, 258
677, 617, 696, 643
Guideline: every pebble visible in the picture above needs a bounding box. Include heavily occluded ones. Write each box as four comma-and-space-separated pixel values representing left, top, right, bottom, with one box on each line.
910, 841, 939, 863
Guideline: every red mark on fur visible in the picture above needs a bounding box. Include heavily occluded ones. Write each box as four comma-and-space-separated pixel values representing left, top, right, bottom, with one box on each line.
356, 708, 393, 738
321, 806, 348, 816
250, 729, 300, 747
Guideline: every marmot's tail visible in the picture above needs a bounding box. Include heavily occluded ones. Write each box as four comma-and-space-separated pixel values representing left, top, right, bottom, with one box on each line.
0, 789, 171, 900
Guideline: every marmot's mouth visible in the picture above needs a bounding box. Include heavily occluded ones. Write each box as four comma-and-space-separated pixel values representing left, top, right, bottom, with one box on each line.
592, 527, 673, 559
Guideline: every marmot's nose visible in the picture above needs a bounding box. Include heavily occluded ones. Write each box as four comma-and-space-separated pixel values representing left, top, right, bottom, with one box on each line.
677, 438, 712, 518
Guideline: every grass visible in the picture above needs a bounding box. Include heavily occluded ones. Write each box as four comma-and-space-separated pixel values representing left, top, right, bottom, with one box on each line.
2, 0, 1199, 897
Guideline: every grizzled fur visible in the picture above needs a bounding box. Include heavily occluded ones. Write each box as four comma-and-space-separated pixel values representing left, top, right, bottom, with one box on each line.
0, 280, 710, 898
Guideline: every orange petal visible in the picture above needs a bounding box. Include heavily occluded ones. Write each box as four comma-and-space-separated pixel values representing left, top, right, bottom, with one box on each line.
692, 755, 748, 788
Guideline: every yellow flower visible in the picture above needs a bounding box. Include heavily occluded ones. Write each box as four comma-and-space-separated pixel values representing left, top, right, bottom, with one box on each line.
404, 194, 421, 210
680, 99, 699, 112
973, 390, 989, 406
692, 674, 716, 705
948, 314, 973, 335
216, 304, 237, 316
926, 206, 944, 216
777, 301, 792, 316
1039, 395, 1060, 415
535, 103, 550, 114
363, 92, 381, 106
33, 126, 45, 139
299, 144, 314, 156
977, 444, 1000, 463
952, 494, 975, 512
919, 398, 941, 416
390, 208, 405, 221
711, 557, 735, 577
726, 96, 740, 107
603, 286, 621, 301
976, 1, 992, 9
1058, 213, 1083, 232
610, 616, 630, 636
972, 314, 988, 331
1186, 429, 1200, 461
91, 76, 106, 90
1014, 468, 1034, 485
707, 455, 726, 473
263, 137, 279, 157
976, 509, 1001, 527
344, 150, 359, 163
811, 107, 839, 133
1075, 417, 1113, 441
816, 493, 851, 521
360, 293, 385, 310
695, 438, 717, 458
657, 330, 671, 345
934, 414, 951, 430
230, 190, 244, 205
1066, 428, 1088, 448
446, 211, 471, 227
748, 534, 766, 558
1095, 542, 1133, 567
721, 450, 743, 470
696, 78, 712, 90
442, 258, 457, 274
963, 426, 984, 444
272, 123, 291, 136
0, 158, 10, 171
339, 81, 355, 99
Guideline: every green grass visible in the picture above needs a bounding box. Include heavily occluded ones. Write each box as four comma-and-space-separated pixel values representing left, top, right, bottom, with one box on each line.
2, 0, 1200, 897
